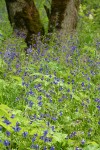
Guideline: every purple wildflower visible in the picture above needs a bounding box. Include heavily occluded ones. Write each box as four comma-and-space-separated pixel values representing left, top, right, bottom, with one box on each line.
81, 139, 85, 145
81, 82, 84, 86
11, 114, 15, 118
97, 105, 100, 111
22, 131, 28, 137
13, 125, 21, 132
51, 126, 55, 131
31, 144, 39, 149
6, 131, 11, 137
3, 119, 11, 125
43, 130, 48, 136
28, 101, 34, 107
4, 140, 10, 147
52, 117, 57, 121
38, 101, 43, 106
32, 137, 36, 142
50, 146, 55, 150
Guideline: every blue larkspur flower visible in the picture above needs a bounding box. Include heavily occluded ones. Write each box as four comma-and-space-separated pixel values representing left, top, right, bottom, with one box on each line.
13, 125, 21, 132
81, 139, 85, 145
4, 140, 10, 146
81, 82, 84, 86
38, 101, 42, 106
22, 131, 28, 137
97, 105, 100, 111
38, 96, 42, 100
43, 130, 48, 136
43, 146, 47, 150
50, 146, 55, 150
3, 119, 11, 125
31, 144, 39, 149
32, 137, 36, 142
44, 137, 51, 142
11, 114, 15, 118
28, 100, 34, 107
51, 126, 55, 131
52, 117, 57, 121
40, 136, 44, 140
6, 131, 11, 137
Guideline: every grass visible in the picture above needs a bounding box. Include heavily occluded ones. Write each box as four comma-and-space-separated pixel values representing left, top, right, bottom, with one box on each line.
0, 1, 100, 150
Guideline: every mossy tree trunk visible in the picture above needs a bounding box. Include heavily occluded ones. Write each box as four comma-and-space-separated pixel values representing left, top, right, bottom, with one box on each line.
5, 0, 80, 46
5, 0, 44, 46
49, 0, 80, 34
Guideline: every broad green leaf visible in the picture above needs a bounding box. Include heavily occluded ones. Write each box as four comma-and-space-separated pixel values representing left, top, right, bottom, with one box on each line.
67, 139, 75, 146
11, 76, 22, 82
87, 141, 99, 147
52, 132, 67, 143
84, 144, 100, 150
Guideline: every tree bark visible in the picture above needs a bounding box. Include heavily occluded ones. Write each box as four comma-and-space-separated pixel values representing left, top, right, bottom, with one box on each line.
5, 0, 44, 46
5, 0, 80, 46
49, 0, 80, 34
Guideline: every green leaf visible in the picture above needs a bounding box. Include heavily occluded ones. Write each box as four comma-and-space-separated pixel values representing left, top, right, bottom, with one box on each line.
11, 76, 22, 82
87, 141, 99, 147
84, 144, 100, 150
67, 139, 75, 146
52, 132, 67, 143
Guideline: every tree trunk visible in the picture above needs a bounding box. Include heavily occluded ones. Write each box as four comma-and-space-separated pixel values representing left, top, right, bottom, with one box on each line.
5, 0, 44, 46
5, 0, 80, 46
49, 0, 80, 35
